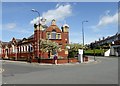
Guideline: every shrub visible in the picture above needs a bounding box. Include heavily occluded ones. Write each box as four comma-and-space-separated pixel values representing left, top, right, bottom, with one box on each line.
68, 50, 78, 58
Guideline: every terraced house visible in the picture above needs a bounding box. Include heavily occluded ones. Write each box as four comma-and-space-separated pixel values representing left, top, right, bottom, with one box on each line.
0, 19, 70, 61
90, 33, 120, 56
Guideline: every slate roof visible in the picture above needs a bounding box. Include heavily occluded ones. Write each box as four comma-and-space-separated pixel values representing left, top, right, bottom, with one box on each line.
28, 34, 34, 39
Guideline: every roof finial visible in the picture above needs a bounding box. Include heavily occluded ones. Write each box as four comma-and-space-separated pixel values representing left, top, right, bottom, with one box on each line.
51, 19, 56, 25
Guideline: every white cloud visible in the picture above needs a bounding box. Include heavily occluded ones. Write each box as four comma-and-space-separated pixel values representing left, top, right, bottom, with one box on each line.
30, 4, 72, 24
92, 11, 118, 31
3, 23, 32, 34
5, 23, 16, 29
14, 29, 32, 34
56, 3, 60, 8
97, 12, 118, 27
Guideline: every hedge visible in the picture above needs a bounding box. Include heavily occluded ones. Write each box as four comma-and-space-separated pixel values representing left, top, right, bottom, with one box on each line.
84, 49, 108, 56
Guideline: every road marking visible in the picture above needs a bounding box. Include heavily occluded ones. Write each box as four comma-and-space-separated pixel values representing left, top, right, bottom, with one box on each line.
93, 60, 101, 64
0, 68, 4, 73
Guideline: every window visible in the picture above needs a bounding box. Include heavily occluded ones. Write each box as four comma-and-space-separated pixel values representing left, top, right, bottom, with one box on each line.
51, 30, 56, 39
57, 34, 61, 39
28, 44, 33, 52
47, 33, 51, 39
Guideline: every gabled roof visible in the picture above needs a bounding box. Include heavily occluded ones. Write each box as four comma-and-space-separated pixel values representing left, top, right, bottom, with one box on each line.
45, 25, 62, 33
16, 39, 21, 42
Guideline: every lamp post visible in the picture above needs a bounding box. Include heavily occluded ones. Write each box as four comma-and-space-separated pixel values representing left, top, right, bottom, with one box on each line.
31, 9, 41, 63
82, 20, 88, 61
82, 21, 88, 47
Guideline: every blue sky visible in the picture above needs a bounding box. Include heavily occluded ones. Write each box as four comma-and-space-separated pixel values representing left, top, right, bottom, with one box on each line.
1, 2, 118, 44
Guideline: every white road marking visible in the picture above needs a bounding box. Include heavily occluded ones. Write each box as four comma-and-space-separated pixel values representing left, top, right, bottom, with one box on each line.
0, 68, 4, 73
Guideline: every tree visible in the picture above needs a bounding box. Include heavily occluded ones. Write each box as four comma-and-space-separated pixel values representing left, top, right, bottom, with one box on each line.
39, 39, 60, 58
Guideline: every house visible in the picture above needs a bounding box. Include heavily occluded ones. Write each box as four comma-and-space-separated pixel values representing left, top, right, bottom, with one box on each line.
90, 33, 120, 56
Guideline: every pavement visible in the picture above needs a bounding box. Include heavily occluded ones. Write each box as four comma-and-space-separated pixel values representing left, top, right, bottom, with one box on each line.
1, 59, 99, 66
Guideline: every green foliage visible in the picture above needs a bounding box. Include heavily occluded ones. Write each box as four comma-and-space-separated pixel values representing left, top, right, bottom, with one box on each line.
39, 39, 60, 52
66, 43, 83, 51
68, 50, 78, 58
66, 43, 83, 58
84, 49, 108, 56
39, 39, 61, 58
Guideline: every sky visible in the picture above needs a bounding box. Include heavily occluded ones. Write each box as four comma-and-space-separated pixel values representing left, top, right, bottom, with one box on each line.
1, 2, 119, 44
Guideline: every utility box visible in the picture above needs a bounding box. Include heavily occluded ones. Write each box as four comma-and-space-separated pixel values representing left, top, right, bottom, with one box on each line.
78, 49, 83, 63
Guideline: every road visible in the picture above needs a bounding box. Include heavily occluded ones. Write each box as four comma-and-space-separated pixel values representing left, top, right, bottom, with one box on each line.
2, 56, 118, 84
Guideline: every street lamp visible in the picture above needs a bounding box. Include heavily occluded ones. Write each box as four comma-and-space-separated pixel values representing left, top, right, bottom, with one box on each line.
31, 9, 41, 63
82, 20, 88, 46
31, 9, 40, 18
82, 20, 88, 60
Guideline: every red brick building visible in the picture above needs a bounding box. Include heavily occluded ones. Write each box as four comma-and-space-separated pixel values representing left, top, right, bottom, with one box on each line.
0, 19, 69, 61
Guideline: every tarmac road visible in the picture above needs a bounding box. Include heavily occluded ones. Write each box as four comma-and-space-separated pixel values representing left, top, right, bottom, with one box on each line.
2, 56, 118, 84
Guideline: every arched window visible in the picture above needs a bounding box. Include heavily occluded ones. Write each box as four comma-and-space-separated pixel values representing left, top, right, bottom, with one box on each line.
52, 30, 56, 39
28, 44, 32, 52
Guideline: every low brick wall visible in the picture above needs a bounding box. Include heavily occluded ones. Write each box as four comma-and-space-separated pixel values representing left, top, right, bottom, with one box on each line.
8, 57, 88, 64
31, 58, 78, 64
83, 56, 89, 62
